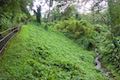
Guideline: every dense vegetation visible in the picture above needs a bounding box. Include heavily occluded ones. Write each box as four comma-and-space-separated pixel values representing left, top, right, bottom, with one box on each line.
0, 0, 32, 31
0, 23, 107, 80
0, 0, 120, 80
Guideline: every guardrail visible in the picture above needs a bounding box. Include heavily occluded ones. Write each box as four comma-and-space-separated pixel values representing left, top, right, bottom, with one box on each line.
0, 24, 22, 54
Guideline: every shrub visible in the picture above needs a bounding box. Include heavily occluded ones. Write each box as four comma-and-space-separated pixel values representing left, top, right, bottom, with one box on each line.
53, 19, 97, 49
0, 14, 12, 31
54, 19, 94, 39
112, 24, 120, 36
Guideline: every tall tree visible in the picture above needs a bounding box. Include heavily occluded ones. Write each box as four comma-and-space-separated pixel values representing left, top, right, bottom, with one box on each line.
34, 5, 42, 24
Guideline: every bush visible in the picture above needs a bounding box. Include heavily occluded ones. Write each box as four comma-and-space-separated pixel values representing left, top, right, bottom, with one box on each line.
112, 24, 120, 36
0, 11, 30, 32
106, 37, 120, 72
53, 19, 115, 52
0, 14, 12, 31
53, 19, 98, 49
54, 19, 94, 39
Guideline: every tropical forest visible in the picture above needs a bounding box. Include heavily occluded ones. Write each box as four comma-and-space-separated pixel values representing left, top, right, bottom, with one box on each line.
0, 0, 120, 80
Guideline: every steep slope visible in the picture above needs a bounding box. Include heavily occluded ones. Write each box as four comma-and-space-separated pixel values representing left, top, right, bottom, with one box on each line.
0, 23, 107, 80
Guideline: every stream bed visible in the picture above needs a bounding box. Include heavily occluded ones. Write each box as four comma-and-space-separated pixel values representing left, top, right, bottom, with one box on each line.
94, 49, 115, 80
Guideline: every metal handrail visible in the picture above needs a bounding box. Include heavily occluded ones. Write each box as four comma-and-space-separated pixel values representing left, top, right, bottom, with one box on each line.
0, 25, 22, 54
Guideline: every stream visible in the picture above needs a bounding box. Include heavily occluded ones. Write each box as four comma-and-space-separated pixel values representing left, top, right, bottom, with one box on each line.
94, 48, 115, 80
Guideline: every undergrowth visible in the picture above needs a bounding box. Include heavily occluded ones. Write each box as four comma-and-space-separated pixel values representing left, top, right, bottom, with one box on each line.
0, 22, 107, 80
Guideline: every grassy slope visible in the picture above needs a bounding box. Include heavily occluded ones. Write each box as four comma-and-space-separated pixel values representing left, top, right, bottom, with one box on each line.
0, 23, 107, 80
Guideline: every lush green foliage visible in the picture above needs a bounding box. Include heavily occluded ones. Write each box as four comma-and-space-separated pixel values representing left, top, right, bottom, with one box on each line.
51, 19, 120, 74
54, 19, 94, 39
0, 23, 107, 80
0, 0, 120, 79
108, 0, 120, 36
0, 0, 33, 31
53, 19, 101, 50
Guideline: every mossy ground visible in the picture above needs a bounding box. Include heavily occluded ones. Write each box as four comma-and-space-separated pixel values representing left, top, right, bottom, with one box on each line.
0, 22, 107, 80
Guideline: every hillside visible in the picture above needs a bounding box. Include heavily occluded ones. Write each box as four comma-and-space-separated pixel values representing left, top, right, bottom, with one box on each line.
0, 23, 107, 80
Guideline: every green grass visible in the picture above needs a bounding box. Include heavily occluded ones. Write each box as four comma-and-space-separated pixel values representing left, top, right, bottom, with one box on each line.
0, 22, 107, 80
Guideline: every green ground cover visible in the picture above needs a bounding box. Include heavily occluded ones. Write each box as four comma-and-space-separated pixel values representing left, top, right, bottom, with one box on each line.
0, 23, 107, 80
